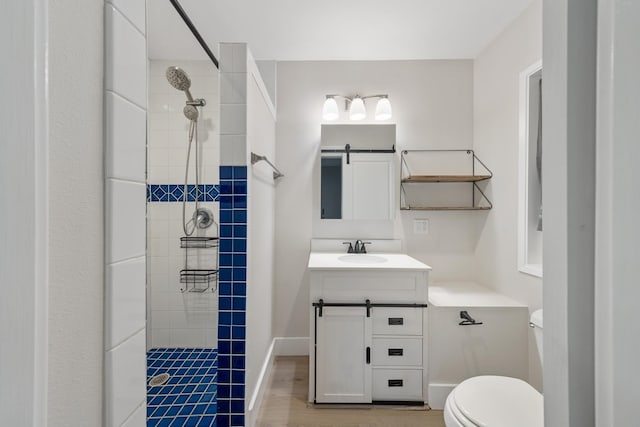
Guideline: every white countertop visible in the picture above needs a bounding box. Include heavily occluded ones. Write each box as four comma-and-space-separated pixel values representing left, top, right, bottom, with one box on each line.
308, 252, 432, 271
429, 281, 526, 308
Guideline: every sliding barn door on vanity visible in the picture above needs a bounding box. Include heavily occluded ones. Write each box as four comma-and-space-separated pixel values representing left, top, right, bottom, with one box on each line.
315, 306, 372, 403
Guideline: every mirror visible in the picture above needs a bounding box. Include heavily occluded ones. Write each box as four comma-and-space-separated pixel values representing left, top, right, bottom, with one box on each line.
518, 61, 543, 277
320, 124, 395, 220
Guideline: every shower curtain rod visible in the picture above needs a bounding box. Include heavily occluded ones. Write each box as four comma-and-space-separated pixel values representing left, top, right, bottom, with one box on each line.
169, 0, 220, 69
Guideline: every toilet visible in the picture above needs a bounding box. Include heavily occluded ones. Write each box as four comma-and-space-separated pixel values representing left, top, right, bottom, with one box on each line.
443, 309, 544, 427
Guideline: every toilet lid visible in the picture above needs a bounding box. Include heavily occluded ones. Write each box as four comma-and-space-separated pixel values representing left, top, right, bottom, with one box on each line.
451, 376, 543, 427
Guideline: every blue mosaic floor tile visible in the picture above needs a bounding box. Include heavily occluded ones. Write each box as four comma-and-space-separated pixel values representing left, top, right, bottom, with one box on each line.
147, 348, 217, 427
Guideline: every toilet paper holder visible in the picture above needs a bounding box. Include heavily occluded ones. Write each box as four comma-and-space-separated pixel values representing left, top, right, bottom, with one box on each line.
459, 310, 483, 326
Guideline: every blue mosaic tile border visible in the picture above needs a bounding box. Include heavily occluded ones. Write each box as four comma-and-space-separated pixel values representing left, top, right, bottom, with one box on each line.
147, 348, 218, 427
217, 166, 247, 427
147, 184, 220, 202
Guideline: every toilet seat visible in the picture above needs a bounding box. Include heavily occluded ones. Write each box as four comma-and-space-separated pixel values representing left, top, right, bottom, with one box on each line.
445, 376, 543, 427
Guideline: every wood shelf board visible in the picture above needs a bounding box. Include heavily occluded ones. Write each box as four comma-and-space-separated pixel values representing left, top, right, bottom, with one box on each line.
400, 206, 492, 211
402, 175, 491, 183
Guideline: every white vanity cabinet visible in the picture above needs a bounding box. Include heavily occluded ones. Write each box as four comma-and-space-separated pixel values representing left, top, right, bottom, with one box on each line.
308, 253, 431, 405
315, 306, 372, 403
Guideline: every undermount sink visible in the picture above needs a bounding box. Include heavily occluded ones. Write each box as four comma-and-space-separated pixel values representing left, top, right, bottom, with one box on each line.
338, 254, 388, 264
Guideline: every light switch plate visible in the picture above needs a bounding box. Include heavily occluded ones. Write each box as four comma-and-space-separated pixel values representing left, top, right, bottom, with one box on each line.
414, 218, 429, 235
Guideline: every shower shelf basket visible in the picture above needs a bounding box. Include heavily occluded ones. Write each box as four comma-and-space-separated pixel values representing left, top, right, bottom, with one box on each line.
180, 235, 219, 293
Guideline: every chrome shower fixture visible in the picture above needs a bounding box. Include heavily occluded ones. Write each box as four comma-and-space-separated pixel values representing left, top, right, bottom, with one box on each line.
183, 105, 199, 121
166, 66, 206, 119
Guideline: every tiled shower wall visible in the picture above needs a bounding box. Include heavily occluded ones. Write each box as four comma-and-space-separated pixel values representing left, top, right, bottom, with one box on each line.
104, 0, 148, 425
147, 60, 220, 349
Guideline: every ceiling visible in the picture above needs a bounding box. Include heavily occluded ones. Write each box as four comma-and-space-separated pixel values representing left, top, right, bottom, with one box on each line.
148, 0, 535, 62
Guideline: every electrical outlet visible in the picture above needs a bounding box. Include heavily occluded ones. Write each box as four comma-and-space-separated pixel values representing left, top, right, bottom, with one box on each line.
413, 218, 429, 235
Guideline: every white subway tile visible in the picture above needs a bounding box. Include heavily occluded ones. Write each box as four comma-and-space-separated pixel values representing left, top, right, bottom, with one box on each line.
233, 134, 248, 165
149, 277, 170, 297
148, 112, 169, 131
170, 329, 202, 348
148, 129, 169, 148
148, 92, 170, 114
148, 219, 169, 238
150, 310, 170, 330
168, 111, 190, 131
107, 0, 146, 36
219, 43, 234, 73
106, 180, 146, 263
106, 92, 146, 182
150, 329, 171, 348
148, 148, 168, 167
168, 148, 188, 167
121, 402, 146, 427
149, 292, 169, 311
147, 204, 169, 221
221, 72, 247, 104
149, 238, 169, 257
105, 330, 146, 427
105, 5, 147, 108
148, 257, 169, 278
220, 104, 247, 135
233, 43, 248, 73
204, 332, 217, 348
105, 257, 146, 350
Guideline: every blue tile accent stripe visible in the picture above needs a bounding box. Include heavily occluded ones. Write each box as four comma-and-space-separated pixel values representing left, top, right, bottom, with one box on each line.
147, 184, 220, 202
147, 348, 218, 427
217, 166, 246, 427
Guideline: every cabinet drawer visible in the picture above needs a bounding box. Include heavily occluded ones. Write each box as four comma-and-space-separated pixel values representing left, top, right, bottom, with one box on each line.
372, 307, 423, 335
372, 368, 423, 401
372, 337, 423, 367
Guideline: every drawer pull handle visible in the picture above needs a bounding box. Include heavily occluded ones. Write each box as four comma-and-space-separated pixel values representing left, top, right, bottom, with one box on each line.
366, 347, 371, 364
388, 379, 404, 387
388, 348, 404, 356
388, 317, 404, 325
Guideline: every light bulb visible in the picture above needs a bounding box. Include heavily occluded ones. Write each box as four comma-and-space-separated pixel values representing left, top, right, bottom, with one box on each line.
349, 97, 366, 120
375, 97, 392, 120
322, 97, 339, 121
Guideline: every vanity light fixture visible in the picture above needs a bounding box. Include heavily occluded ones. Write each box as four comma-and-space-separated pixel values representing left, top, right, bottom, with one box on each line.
322, 94, 392, 121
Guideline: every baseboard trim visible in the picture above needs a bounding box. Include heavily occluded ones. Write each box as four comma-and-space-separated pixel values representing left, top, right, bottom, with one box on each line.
428, 383, 457, 410
273, 336, 309, 356
246, 337, 310, 426
247, 339, 276, 427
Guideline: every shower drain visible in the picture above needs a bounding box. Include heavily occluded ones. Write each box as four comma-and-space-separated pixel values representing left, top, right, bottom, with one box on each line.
149, 373, 170, 387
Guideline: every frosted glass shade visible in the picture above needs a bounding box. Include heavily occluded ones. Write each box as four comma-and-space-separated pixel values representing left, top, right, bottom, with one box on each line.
322, 97, 339, 121
375, 97, 392, 120
349, 97, 366, 120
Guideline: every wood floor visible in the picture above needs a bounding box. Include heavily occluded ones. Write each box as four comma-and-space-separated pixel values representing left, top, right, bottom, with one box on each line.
255, 356, 446, 427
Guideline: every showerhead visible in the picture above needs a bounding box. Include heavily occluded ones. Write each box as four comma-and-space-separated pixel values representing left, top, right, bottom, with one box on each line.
166, 66, 191, 92
183, 105, 199, 121
166, 66, 195, 102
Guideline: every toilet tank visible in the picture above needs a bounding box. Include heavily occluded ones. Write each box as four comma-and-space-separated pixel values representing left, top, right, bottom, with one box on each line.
428, 282, 529, 410
530, 309, 543, 364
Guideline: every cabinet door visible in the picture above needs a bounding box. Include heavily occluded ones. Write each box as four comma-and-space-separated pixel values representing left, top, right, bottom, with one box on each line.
315, 306, 372, 403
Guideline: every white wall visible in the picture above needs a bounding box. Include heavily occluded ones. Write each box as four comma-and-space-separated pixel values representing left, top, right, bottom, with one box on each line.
0, 1, 48, 425
147, 60, 219, 349
472, 0, 543, 389
48, 0, 106, 425
274, 60, 476, 339
245, 53, 277, 427
104, 0, 148, 426
543, 0, 597, 425
596, 1, 640, 425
